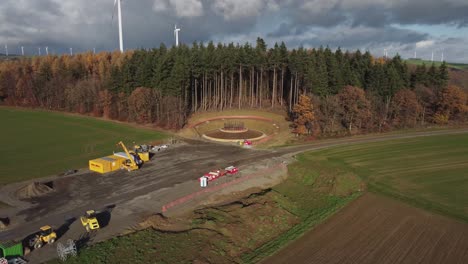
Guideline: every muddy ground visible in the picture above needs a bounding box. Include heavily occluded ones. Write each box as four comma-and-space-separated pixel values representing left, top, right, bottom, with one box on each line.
264, 192, 468, 264
0, 129, 467, 263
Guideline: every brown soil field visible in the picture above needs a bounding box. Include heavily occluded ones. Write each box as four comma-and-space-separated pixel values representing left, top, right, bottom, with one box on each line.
204, 129, 264, 140
264, 193, 468, 264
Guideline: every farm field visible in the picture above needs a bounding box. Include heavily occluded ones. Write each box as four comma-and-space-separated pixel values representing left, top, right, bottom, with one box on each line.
312, 133, 468, 222
406, 58, 468, 70
0, 107, 167, 184
265, 133, 468, 263
265, 192, 468, 264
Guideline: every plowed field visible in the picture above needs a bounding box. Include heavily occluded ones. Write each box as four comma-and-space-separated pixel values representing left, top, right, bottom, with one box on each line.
265, 193, 468, 264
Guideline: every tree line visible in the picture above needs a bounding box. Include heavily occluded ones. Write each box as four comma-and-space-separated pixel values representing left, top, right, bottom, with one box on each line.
0, 37, 465, 134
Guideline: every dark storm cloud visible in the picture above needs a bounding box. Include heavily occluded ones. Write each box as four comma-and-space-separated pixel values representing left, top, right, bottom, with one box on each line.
0, 0, 466, 61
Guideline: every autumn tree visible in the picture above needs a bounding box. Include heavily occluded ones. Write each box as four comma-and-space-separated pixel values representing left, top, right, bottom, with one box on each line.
292, 95, 316, 135
337, 86, 371, 133
390, 89, 422, 127
127, 87, 155, 123
435, 85, 467, 123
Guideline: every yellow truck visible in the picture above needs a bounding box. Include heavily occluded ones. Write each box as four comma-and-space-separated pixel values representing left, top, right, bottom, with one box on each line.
80, 210, 100, 232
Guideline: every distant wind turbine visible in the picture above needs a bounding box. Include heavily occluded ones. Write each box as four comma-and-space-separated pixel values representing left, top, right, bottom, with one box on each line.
38, 47, 41, 56
441, 50, 444, 62
174, 24, 181, 47
45, 46, 49, 55
113, 0, 124, 52
431, 50, 434, 62
414, 50, 417, 59
4, 44, 8, 56
21, 46, 24, 56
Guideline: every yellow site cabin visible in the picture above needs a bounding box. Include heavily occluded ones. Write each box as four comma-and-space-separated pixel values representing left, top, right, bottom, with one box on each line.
89, 155, 126, 174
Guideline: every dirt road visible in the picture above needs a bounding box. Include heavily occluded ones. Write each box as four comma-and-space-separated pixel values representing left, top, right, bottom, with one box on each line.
263, 192, 468, 264
0, 128, 467, 263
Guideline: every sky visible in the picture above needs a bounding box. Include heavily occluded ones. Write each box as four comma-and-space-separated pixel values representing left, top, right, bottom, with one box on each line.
0, 0, 467, 63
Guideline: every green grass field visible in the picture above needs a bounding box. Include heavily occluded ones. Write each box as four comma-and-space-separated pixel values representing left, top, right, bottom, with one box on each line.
406, 58, 468, 70
310, 133, 468, 222
0, 107, 168, 184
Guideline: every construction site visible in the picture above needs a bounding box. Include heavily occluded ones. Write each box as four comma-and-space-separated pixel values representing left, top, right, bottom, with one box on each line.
0, 109, 467, 263
0, 111, 299, 263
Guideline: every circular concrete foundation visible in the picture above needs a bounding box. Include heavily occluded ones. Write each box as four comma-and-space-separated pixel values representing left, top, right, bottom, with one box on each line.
202, 129, 266, 143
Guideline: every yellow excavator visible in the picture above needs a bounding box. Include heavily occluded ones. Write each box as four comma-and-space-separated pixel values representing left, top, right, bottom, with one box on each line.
29, 225, 57, 249
117, 141, 140, 172
133, 144, 150, 162
80, 210, 100, 232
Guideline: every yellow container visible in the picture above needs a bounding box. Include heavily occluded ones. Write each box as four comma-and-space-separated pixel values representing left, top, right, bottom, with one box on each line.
89, 155, 126, 174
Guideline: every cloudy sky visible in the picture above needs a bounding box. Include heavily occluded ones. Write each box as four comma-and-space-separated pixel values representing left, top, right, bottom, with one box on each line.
1, 0, 467, 62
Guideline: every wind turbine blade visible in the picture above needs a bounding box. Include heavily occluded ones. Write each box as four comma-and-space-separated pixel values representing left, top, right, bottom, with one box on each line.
112, 0, 118, 21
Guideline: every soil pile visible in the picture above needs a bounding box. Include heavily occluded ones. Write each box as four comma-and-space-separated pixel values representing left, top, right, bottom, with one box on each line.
0, 217, 9, 229
16, 182, 54, 199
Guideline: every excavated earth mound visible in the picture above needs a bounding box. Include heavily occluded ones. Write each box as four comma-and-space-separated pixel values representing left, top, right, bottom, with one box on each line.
0, 217, 9, 230
16, 182, 54, 200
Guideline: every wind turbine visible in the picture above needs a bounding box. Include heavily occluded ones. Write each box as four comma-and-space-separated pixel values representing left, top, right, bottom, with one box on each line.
21, 46, 24, 56
174, 24, 181, 47
414, 50, 417, 59
45, 46, 49, 55
38, 47, 41, 56
441, 50, 444, 62
70, 48, 73, 56
4, 44, 8, 56
431, 50, 434, 62
113, 0, 124, 52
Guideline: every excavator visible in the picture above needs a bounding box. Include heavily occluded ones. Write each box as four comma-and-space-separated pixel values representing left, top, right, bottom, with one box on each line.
133, 144, 150, 162
117, 141, 140, 172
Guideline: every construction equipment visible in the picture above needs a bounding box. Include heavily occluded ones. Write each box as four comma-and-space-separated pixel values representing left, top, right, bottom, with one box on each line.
202, 166, 239, 183
56, 239, 77, 261
133, 144, 150, 162
117, 141, 140, 172
80, 210, 100, 232
0, 241, 23, 259
89, 155, 127, 174
29, 225, 57, 249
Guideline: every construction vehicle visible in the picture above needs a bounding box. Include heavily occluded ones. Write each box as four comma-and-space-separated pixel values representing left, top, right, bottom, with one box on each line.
80, 210, 100, 232
28, 226, 57, 249
0, 241, 23, 259
202, 166, 239, 182
133, 144, 151, 162
117, 141, 140, 172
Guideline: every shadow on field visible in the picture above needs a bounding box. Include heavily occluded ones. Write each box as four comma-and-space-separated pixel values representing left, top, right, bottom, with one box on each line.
56, 217, 77, 239
96, 204, 116, 229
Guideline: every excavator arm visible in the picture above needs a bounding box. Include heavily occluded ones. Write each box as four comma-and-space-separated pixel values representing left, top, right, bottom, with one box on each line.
117, 141, 138, 168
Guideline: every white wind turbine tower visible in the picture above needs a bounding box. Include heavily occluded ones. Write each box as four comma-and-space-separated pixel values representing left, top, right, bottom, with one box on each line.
38, 47, 41, 56
441, 50, 444, 62
174, 24, 181, 47
113, 0, 124, 52
4, 44, 8, 56
431, 50, 434, 62
21, 46, 24, 56
70, 48, 73, 56
45, 46, 49, 55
